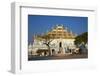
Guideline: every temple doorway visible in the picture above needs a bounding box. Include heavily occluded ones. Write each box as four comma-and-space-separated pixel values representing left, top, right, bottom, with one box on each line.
58, 42, 63, 54
59, 42, 62, 48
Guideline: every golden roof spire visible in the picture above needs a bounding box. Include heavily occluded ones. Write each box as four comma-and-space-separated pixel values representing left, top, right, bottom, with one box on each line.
35, 24, 76, 39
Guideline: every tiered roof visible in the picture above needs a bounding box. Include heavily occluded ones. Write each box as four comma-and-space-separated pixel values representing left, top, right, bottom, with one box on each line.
47, 25, 76, 39
34, 24, 76, 40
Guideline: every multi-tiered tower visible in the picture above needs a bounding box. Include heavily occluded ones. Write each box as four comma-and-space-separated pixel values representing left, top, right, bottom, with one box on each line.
28, 24, 76, 56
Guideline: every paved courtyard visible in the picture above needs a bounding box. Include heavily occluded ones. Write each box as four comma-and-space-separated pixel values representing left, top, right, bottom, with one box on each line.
28, 53, 88, 61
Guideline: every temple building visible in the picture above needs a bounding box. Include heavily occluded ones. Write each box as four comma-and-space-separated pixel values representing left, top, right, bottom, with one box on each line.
28, 24, 77, 56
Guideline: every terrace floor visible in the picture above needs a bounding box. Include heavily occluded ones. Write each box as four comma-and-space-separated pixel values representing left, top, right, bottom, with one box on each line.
28, 53, 88, 61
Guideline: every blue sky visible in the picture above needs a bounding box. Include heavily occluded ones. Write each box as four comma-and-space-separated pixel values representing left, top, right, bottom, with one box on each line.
28, 15, 88, 44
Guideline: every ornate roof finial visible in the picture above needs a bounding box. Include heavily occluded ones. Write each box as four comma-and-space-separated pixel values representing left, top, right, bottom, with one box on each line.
56, 24, 58, 27
61, 24, 63, 26
70, 30, 73, 34
51, 26, 54, 30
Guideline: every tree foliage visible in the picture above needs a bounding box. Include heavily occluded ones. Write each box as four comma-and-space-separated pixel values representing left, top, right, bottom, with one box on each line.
74, 32, 88, 45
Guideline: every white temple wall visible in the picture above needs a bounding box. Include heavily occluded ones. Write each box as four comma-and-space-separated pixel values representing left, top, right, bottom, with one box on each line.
50, 39, 75, 54
50, 39, 75, 47
29, 38, 76, 55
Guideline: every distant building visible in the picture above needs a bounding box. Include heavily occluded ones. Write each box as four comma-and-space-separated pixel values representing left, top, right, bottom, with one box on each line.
28, 24, 77, 56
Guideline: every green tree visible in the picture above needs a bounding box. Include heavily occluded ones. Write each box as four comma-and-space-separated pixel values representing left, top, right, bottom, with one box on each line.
74, 32, 88, 45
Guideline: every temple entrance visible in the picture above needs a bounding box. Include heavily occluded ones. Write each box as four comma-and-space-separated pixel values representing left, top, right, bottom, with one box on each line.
52, 49, 55, 55
59, 42, 62, 48
58, 42, 63, 54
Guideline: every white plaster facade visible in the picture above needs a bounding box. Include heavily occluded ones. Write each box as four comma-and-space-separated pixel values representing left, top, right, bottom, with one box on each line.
28, 25, 76, 55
